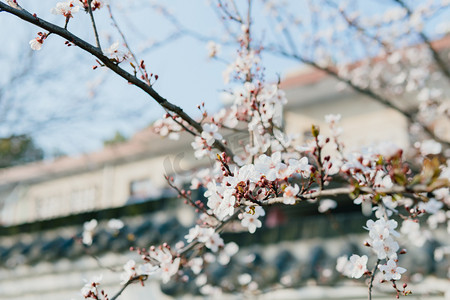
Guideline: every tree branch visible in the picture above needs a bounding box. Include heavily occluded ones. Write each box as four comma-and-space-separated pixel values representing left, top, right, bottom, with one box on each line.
274, 48, 450, 147
368, 259, 380, 300
0, 1, 234, 157
110, 275, 147, 300
242, 182, 448, 206
86, 0, 101, 50
106, 3, 144, 78
394, 0, 450, 80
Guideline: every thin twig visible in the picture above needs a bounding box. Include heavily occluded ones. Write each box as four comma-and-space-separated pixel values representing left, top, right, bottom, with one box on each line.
273, 47, 450, 146
241, 182, 449, 206
86, 0, 101, 50
368, 259, 381, 300
106, 3, 144, 78
110, 275, 147, 300
394, 0, 450, 80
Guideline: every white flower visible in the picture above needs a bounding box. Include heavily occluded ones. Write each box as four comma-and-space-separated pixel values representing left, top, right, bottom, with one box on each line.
120, 260, 136, 284
287, 157, 311, 178
138, 263, 159, 275
376, 141, 401, 158
218, 242, 239, 265
365, 218, 399, 241
189, 257, 203, 275
349, 254, 368, 279
400, 219, 428, 247
82, 219, 98, 246
108, 218, 124, 231
84, 219, 98, 231
216, 189, 236, 220
160, 257, 180, 283
191, 136, 209, 159
336, 255, 352, 277
418, 198, 443, 214
201, 123, 222, 146
29, 38, 43, 51
241, 212, 262, 234
325, 114, 341, 124
82, 231, 94, 246
420, 140, 442, 155
378, 259, 406, 281
283, 184, 299, 205
149, 247, 173, 265
318, 199, 337, 213
104, 41, 120, 55
51, 1, 80, 18
255, 152, 284, 181
238, 273, 252, 285
204, 232, 224, 252
207, 41, 221, 58
196, 274, 208, 287
81, 275, 102, 297
89, 0, 103, 10
184, 225, 224, 252
372, 236, 399, 259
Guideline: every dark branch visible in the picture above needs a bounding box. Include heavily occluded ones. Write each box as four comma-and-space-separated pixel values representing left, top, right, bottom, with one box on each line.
394, 0, 450, 80
368, 259, 380, 300
274, 48, 450, 147
0, 1, 234, 157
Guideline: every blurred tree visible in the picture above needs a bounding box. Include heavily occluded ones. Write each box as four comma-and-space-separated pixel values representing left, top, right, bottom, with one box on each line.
0, 134, 44, 168
103, 131, 128, 146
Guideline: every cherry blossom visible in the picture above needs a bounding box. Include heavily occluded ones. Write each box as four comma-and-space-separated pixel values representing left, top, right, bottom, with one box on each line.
160, 257, 180, 283
51, 1, 80, 18
184, 225, 224, 252
240, 206, 265, 234
81, 275, 103, 299
372, 236, 400, 260
82, 219, 98, 246
318, 199, 337, 213
283, 184, 299, 205
120, 260, 137, 284
419, 139, 442, 155
254, 152, 284, 181
207, 41, 221, 58
107, 218, 124, 231
29, 37, 43, 51
349, 254, 368, 279
154, 114, 183, 140
378, 259, 407, 281
337, 254, 368, 279
201, 123, 222, 146
5, 1, 450, 298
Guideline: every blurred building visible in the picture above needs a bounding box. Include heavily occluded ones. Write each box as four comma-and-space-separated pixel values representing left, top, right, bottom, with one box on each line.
0, 36, 449, 300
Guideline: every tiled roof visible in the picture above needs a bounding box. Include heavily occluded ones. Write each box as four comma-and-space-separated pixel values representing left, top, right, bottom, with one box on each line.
0, 198, 448, 298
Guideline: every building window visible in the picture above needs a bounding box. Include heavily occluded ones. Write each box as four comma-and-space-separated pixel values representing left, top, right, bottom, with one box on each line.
128, 178, 161, 203
71, 187, 97, 213
35, 195, 63, 220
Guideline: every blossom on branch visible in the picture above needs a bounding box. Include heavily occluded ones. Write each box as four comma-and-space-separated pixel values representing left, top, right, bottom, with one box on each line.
51, 1, 80, 18
378, 259, 406, 281
29, 37, 43, 51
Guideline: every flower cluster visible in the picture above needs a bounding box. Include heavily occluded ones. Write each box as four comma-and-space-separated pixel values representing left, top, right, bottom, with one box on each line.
81, 275, 106, 299
20, 0, 447, 297
129, 244, 181, 284
153, 114, 183, 140
202, 151, 312, 228
185, 225, 224, 252
365, 218, 401, 261
336, 254, 368, 279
